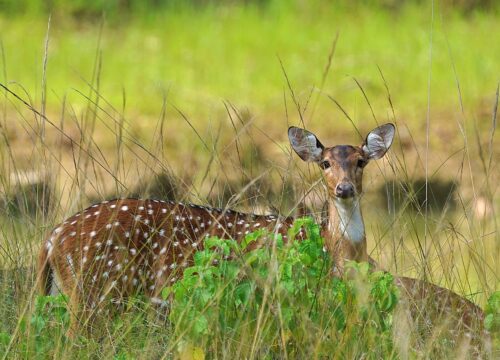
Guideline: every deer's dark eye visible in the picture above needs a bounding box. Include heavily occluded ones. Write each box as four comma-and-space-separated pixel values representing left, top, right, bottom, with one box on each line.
319, 160, 331, 170
357, 159, 367, 168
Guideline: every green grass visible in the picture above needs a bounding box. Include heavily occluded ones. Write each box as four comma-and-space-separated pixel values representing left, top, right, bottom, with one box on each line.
1, 2, 499, 125
0, 1, 498, 358
2, 222, 496, 358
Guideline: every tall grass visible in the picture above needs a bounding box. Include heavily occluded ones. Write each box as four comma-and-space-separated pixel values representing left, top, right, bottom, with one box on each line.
0, 2, 498, 358
0, 71, 498, 357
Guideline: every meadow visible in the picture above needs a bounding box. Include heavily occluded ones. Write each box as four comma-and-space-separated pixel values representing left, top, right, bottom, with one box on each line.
0, 0, 498, 358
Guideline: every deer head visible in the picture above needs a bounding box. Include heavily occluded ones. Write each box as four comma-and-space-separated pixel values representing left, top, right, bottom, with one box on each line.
288, 123, 395, 265
288, 123, 395, 201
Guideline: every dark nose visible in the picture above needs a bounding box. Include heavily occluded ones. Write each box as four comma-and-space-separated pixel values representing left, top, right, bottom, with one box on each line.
335, 183, 354, 199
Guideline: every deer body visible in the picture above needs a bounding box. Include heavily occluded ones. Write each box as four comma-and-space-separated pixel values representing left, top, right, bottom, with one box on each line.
39, 200, 302, 308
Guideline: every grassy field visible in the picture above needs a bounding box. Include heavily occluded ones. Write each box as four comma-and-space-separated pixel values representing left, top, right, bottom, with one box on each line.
0, 0, 498, 358
1, 2, 499, 120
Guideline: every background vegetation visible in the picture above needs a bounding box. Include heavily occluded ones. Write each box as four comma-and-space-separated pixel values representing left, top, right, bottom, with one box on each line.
0, 0, 498, 357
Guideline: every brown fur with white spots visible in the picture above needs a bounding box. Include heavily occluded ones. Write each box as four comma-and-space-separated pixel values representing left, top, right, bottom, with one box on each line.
38, 200, 302, 332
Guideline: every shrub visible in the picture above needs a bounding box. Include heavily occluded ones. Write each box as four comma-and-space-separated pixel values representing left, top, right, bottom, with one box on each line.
163, 218, 400, 358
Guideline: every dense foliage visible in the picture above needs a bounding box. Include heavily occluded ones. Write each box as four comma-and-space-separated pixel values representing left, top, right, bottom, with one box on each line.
164, 218, 400, 357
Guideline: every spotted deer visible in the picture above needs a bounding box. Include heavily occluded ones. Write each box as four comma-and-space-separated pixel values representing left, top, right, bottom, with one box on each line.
38, 201, 303, 310
38, 123, 487, 353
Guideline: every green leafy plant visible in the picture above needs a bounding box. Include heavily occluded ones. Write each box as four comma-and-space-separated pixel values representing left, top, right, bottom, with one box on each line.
485, 291, 500, 332
163, 218, 400, 357
16, 294, 70, 357
0, 330, 11, 354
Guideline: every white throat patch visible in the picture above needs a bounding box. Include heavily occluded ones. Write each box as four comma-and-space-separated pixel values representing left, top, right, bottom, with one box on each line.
333, 198, 365, 244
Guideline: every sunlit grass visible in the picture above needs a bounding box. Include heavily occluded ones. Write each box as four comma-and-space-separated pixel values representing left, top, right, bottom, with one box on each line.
0, 2, 499, 124
0, 1, 498, 358
0, 83, 497, 356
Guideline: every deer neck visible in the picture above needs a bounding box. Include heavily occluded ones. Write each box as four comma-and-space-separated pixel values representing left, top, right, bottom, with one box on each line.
323, 197, 368, 266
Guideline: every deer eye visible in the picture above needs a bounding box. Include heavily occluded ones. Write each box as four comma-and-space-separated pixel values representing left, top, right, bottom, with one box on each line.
357, 159, 367, 168
319, 160, 331, 170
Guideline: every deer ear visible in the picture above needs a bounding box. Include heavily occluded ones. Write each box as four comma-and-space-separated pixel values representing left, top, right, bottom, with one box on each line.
288, 126, 324, 162
362, 123, 395, 160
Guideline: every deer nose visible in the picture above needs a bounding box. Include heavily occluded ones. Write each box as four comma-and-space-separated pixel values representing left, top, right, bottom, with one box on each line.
335, 183, 354, 199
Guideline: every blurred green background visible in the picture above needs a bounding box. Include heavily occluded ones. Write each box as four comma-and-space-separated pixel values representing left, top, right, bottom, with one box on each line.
0, 0, 498, 303
1, 0, 499, 121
